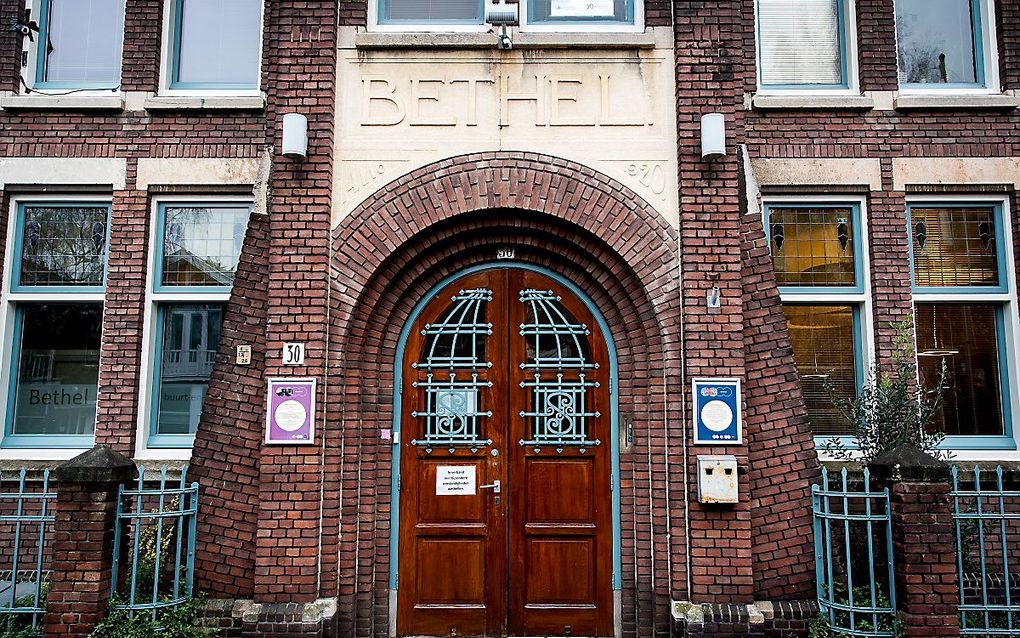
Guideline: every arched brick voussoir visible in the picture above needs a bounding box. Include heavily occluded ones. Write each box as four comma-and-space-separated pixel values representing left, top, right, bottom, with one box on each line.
330, 152, 679, 325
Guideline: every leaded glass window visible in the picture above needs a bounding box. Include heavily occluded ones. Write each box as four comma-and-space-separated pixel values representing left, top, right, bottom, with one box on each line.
769, 206, 856, 288
17, 205, 108, 289
911, 206, 999, 288
518, 289, 600, 450
160, 204, 249, 289
412, 289, 494, 450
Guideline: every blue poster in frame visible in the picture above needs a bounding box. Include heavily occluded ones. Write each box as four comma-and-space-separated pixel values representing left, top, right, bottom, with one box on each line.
692, 378, 742, 445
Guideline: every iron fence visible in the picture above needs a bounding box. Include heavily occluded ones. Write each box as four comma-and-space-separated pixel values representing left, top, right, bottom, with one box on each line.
0, 468, 54, 636
952, 465, 1020, 636
110, 466, 199, 622
812, 467, 897, 637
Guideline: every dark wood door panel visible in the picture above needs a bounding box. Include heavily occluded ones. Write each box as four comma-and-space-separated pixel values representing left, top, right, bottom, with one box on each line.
399, 268, 612, 637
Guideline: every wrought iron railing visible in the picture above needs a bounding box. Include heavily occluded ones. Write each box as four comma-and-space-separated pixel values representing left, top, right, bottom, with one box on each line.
952, 465, 1020, 636
111, 466, 199, 622
812, 467, 897, 637
0, 468, 54, 636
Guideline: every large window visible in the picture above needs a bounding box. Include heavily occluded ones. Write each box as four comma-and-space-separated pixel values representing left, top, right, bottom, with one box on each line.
168, 0, 262, 90
909, 202, 1014, 446
374, 0, 638, 28
2, 202, 109, 448
896, 0, 992, 89
767, 202, 867, 437
147, 202, 249, 448
34, 0, 125, 89
756, 0, 851, 89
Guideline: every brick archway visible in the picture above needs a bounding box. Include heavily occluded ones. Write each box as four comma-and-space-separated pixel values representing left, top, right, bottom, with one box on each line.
322, 152, 684, 637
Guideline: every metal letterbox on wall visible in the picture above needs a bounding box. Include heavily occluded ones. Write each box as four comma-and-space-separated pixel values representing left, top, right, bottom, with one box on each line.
696, 455, 739, 504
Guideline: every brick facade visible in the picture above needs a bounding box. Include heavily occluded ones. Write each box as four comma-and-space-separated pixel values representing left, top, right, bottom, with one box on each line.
1, 0, 1019, 636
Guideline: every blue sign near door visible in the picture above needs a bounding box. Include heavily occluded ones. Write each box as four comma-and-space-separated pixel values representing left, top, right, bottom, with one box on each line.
692, 378, 742, 445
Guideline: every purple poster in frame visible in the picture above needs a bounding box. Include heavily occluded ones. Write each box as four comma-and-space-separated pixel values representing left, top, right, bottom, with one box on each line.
265, 378, 316, 445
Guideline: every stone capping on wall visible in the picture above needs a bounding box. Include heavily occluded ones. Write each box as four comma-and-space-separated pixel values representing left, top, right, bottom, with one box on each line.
352, 30, 658, 49
892, 157, 1020, 191
0, 92, 125, 111
0, 157, 128, 190
750, 157, 883, 192
135, 158, 262, 189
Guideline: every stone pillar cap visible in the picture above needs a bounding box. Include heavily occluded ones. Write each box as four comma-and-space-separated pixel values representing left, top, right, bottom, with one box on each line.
868, 443, 950, 482
55, 445, 137, 484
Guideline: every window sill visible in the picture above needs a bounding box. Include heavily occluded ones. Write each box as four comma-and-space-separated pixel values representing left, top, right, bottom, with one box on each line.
143, 94, 267, 111
0, 93, 124, 111
751, 93, 874, 111
894, 93, 1020, 111
354, 30, 656, 49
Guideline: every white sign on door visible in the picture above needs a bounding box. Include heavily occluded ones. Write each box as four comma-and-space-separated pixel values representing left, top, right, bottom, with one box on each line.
436, 466, 477, 496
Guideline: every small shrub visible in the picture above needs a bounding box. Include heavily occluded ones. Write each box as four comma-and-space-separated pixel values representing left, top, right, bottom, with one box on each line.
88, 597, 216, 638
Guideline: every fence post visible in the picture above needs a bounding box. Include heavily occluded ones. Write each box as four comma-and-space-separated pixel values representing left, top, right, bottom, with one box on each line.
42, 445, 136, 638
869, 444, 961, 637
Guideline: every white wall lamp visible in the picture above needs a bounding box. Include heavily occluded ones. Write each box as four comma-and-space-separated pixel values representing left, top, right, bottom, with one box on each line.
700, 113, 726, 159
282, 113, 308, 160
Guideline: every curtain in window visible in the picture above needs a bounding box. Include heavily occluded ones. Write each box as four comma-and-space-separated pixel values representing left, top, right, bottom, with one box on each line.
175, 0, 261, 87
43, 0, 124, 84
758, 0, 843, 86
383, 0, 482, 23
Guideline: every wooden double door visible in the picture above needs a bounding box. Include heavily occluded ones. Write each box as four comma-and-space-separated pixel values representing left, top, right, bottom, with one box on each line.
397, 268, 614, 637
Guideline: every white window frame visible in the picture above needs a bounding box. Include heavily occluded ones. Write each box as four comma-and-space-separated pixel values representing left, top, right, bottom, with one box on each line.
907, 194, 1020, 461
894, 0, 1001, 95
135, 195, 250, 460
19, 0, 126, 96
764, 195, 876, 461
0, 194, 112, 461
753, 0, 861, 96
367, 0, 644, 32
157, 0, 266, 97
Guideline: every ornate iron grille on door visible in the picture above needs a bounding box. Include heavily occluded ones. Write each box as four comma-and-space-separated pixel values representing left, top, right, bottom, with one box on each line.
518, 289, 601, 452
411, 288, 494, 452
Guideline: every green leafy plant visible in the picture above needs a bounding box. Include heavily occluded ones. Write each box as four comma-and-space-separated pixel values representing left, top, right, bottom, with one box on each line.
88, 596, 215, 638
820, 318, 951, 464
0, 581, 49, 637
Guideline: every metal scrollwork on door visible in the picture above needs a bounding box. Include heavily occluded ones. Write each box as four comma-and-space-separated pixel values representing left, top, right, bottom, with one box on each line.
518, 289, 601, 451
412, 288, 494, 450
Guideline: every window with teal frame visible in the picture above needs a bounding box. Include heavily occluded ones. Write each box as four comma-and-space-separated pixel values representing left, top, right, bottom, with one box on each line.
147, 202, 249, 448
376, 0, 485, 25
896, 0, 990, 89
3, 202, 110, 449
766, 201, 867, 441
908, 202, 1015, 450
168, 0, 262, 90
528, 0, 636, 26
33, 0, 125, 90
756, 0, 851, 90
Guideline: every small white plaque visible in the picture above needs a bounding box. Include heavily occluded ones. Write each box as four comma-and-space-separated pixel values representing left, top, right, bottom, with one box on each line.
282, 343, 305, 366
236, 345, 252, 365
436, 466, 477, 496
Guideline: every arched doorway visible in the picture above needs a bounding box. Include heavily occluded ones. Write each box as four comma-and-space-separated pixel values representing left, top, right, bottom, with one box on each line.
393, 265, 619, 637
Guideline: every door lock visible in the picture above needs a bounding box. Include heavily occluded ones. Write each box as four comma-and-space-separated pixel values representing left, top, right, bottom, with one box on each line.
480, 480, 501, 494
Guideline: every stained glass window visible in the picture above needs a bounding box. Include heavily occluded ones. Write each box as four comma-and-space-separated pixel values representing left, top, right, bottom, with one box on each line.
770, 206, 856, 288
160, 205, 249, 289
911, 206, 999, 288
17, 205, 108, 288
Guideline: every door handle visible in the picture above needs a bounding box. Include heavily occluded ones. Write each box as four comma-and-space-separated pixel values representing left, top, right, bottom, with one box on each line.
480, 480, 501, 494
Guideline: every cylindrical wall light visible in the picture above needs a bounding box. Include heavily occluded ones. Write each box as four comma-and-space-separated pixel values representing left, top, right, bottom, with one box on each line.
700, 113, 726, 159
282, 113, 308, 160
